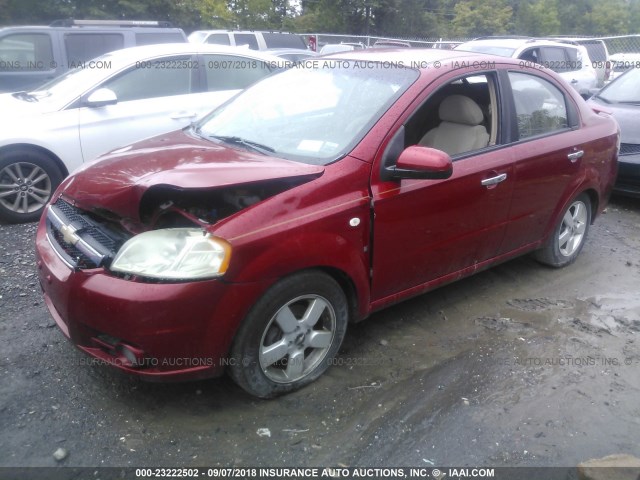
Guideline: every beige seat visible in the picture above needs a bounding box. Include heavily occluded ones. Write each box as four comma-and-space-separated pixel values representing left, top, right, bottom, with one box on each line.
419, 95, 489, 155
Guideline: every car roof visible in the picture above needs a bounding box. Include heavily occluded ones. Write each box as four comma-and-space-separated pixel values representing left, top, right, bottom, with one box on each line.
328, 47, 511, 68
190, 30, 299, 35
0, 25, 182, 33
95, 43, 281, 65
266, 48, 316, 55
460, 37, 579, 49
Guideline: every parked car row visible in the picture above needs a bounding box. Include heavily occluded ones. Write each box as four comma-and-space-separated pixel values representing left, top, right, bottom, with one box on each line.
0, 43, 281, 222
456, 37, 600, 97
0, 19, 187, 92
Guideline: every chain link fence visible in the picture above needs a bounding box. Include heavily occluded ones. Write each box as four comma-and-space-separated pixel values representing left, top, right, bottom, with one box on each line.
303, 33, 640, 81
302, 33, 471, 52
303, 32, 640, 55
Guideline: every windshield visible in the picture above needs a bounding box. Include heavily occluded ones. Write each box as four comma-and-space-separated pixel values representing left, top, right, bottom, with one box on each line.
457, 44, 517, 57
598, 68, 640, 103
27, 51, 121, 101
196, 61, 418, 165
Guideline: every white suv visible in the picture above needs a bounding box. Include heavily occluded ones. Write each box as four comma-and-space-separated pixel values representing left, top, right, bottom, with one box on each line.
188, 30, 307, 51
456, 37, 598, 98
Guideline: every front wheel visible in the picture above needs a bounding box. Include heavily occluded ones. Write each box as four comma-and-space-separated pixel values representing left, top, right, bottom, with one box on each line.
534, 193, 591, 267
0, 149, 63, 223
228, 271, 348, 398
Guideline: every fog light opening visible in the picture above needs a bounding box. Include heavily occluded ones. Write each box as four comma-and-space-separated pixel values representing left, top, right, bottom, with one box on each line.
116, 343, 147, 368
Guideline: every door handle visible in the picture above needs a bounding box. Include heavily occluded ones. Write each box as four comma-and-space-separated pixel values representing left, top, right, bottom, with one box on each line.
170, 112, 197, 120
568, 150, 584, 162
481, 173, 507, 187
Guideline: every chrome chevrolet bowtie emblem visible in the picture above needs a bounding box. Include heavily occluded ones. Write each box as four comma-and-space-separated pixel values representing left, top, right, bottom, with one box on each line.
59, 224, 80, 245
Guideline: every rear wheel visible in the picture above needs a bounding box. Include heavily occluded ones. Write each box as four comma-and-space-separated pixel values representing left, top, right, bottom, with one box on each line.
534, 193, 591, 267
0, 149, 63, 223
228, 271, 348, 398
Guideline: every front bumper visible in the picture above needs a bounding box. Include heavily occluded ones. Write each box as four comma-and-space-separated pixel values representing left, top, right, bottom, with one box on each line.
615, 152, 640, 197
35, 218, 270, 382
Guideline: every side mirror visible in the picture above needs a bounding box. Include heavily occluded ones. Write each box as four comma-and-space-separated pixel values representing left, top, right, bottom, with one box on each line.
385, 145, 453, 180
84, 88, 118, 107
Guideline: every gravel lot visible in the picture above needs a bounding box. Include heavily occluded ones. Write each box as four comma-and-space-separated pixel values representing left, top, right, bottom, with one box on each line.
1, 196, 639, 472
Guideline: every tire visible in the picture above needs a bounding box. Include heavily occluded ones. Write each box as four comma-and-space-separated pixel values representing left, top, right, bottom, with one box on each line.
0, 149, 64, 224
534, 193, 591, 268
228, 271, 348, 398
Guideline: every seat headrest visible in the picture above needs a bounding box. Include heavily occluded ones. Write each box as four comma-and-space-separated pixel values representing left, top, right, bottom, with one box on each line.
439, 95, 484, 126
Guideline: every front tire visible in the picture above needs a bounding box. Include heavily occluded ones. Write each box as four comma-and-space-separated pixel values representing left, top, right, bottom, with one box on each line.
0, 149, 63, 223
534, 193, 591, 267
228, 271, 348, 398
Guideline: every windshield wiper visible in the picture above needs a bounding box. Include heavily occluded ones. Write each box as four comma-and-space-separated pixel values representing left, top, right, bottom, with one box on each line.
208, 135, 275, 155
592, 94, 611, 104
11, 91, 39, 102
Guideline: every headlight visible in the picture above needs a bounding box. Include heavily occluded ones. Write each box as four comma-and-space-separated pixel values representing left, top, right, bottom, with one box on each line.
110, 228, 231, 280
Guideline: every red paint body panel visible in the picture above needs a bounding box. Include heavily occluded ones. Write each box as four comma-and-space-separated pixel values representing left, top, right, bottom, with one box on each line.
36, 221, 273, 380
61, 129, 324, 222
34, 51, 619, 382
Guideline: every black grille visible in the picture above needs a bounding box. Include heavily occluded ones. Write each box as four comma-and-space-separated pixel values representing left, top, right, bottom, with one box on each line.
620, 143, 640, 156
50, 225, 96, 269
46, 199, 128, 269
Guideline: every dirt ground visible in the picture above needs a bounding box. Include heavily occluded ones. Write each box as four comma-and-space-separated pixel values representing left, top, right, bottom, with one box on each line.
0, 195, 639, 471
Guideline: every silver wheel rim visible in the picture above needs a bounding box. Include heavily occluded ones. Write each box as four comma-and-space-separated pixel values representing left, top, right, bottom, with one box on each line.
0, 162, 52, 214
558, 200, 588, 257
259, 294, 336, 384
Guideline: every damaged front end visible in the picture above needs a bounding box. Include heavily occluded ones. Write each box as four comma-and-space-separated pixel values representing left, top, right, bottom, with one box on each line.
44, 174, 318, 281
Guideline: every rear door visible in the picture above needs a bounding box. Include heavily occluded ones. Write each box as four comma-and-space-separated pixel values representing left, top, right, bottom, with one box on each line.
497, 70, 584, 253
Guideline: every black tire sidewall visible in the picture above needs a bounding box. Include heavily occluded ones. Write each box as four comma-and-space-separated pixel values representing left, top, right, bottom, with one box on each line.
541, 193, 592, 267
0, 149, 63, 223
229, 271, 348, 398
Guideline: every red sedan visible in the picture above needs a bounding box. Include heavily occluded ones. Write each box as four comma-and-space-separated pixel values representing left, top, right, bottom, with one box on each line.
35, 49, 618, 398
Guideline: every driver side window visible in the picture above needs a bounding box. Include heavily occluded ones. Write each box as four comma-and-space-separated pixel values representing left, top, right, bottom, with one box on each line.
404, 73, 499, 157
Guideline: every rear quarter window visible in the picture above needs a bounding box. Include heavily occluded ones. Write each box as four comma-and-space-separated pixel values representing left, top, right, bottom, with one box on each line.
263, 33, 306, 49
581, 42, 606, 62
0, 33, 53, 71
206, 33, 231, 46
233, 34, 259, 50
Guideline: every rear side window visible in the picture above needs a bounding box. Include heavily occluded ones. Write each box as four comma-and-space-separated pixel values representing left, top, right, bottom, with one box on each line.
540, 47, 573, 72
581, 42, 606, 62
203, 54, 271, 91
0, 33, 53, 71
206, 33, 230, 46
64, 33, 124, 65
101, 55, 194, 102
135, 32, 185, 45
262, 33, 306, 49
233, 34, 259, 50
509, 72, 569, 140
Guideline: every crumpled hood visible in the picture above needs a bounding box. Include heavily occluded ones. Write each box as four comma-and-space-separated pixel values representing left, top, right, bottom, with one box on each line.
60, 129, 324, 222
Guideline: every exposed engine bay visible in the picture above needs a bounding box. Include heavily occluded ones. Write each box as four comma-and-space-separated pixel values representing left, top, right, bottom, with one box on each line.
138, 178, 307, 228
48, 177, 312, 271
